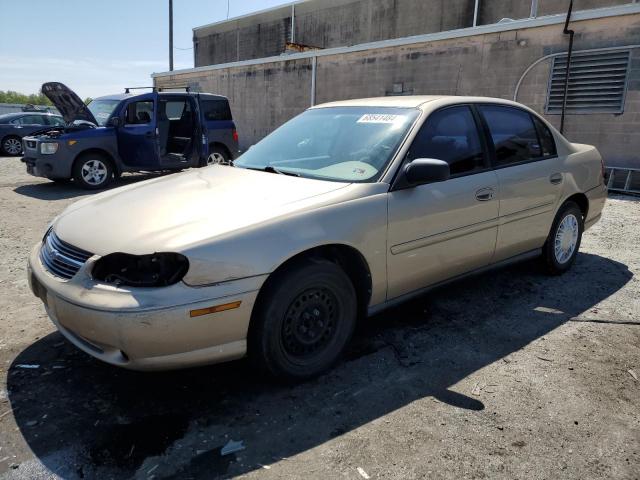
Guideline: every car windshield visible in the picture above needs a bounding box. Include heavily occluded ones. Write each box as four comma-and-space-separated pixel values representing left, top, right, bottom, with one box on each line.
234, 107, 420, 182
87, 99, 121, 126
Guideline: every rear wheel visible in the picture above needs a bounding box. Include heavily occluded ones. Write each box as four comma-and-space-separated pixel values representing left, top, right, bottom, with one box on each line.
542, 201, 584, 275
249, 259, 357, 381
2, 136, 23, 156
204, 146, 231, 166
72, 153, 113, 190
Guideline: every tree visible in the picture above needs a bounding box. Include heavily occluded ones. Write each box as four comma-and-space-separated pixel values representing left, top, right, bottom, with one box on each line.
0, 90, 52, 106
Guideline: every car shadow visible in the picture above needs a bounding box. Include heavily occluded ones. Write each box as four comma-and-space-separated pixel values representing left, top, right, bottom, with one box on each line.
6, 253, 633, 479
12, 172, 172, 201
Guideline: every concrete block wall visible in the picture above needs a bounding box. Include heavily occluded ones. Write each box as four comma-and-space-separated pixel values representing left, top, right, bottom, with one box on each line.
159, 14, 640, 167
194, 0, 630, 68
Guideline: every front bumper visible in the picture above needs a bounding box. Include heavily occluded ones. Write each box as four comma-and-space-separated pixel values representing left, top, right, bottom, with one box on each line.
22, 154, 72, 180
27, 243, 265, 371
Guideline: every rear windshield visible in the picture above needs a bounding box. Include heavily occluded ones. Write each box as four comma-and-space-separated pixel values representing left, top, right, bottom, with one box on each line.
202, 99, 232, 121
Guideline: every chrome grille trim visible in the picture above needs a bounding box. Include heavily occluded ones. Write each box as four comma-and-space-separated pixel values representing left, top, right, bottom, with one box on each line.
40, 230, 93, 280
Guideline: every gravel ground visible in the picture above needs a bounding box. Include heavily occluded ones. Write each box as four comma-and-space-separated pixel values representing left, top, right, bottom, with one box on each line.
0, 155, 638, 480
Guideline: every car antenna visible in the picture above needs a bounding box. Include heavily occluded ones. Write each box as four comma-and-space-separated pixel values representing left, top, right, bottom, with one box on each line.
124, 86, 158, 94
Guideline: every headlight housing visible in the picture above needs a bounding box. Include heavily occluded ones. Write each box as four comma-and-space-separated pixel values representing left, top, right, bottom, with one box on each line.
92, 252, 189, 288
40, 142, 59, 155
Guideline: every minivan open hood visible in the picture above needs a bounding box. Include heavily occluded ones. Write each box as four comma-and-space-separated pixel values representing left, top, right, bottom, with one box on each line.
41, 82, 98, 125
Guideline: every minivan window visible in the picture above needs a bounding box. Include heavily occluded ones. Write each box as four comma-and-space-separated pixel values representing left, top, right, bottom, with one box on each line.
407, 106, 487, 176
125, 101, 154, 125
87, 99, 121, 126
202, 100, 232, 121
479, 105, 541, 167
532, 116, 557, 157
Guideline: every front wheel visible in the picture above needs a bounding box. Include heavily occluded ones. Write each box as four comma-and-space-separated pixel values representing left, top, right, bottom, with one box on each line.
249, 259, 357, 381
2, 136, 23, 156
72, 154, 113, 190
542, 201, 584, 275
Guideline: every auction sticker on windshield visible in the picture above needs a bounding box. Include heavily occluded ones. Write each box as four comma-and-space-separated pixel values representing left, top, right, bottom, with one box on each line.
357, 114, 401, 124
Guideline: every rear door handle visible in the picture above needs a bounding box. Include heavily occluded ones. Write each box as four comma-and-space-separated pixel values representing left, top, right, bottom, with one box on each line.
145, 131, 155, 138
475, 187, 495, 202
550, 173, 563, 185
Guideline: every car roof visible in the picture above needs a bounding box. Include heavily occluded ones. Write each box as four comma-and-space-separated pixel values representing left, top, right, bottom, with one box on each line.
311, 95, 528, 110
93, 92, 229, 102
0, 112, 59, 119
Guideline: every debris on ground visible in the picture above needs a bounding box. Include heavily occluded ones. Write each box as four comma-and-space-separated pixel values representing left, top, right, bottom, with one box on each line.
628, 369, 638, 381
220, 439, 245, 456
471, 382, 481, 396
357, 466, 371, 479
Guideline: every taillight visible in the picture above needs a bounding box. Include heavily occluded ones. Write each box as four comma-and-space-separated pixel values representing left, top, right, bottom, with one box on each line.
232, 129, 239, 143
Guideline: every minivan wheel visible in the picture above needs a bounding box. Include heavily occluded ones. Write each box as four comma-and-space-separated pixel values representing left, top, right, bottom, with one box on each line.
72, 154, 113, 190
2, 136, 23, 156
542, 201, 584, 275
249, 259, 357, 381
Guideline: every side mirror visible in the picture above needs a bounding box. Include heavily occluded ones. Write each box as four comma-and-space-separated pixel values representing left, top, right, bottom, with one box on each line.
108, 117, 121, 128
404, 158, 450, 186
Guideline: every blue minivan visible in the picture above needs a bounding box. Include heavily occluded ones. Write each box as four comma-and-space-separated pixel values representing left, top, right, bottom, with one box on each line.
22, 82, 240, 189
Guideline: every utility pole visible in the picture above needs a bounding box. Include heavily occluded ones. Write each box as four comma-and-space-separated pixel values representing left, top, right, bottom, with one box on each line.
169, 0, 174, 71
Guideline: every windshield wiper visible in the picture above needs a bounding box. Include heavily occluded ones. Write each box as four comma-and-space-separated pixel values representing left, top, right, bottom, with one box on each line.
242, 165, 300, 177
264, 165, 300, 177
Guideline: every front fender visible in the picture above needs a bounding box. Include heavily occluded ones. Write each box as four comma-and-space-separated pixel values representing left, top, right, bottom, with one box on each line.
182, 191, 390, 306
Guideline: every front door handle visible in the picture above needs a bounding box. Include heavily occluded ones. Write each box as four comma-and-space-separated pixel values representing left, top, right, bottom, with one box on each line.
475, 187, 495, 202
144, 131, 155, 138
550, 173, 563, 185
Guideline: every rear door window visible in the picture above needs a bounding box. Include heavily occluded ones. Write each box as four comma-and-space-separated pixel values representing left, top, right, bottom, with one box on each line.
407, 105, 487, 176
532, 116, 557, 158
19, 115, 47, 125
478, 105, 542, 167
202, 100, 232, 121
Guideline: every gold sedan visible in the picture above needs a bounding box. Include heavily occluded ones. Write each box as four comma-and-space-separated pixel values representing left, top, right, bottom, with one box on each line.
27, 96, 607, 380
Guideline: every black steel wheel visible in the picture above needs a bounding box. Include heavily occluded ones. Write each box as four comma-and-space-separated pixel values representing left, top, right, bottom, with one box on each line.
249, 258, 357, 381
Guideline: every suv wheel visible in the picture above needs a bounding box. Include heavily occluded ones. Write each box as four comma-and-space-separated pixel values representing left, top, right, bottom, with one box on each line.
2, 136, 23, 156
249, 259, 357, 381
205, 147, 231, 166
73, 154, 113, 190
542, 201, 584, 275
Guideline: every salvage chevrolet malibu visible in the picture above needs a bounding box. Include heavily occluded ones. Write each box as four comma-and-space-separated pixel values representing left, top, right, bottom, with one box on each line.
27, 96, 607, 380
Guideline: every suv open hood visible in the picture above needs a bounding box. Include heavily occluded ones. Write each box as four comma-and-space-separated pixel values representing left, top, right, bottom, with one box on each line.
41, 82, 98, 125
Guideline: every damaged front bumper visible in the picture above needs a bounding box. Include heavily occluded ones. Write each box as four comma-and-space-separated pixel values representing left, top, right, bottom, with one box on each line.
27, 243, 266, 371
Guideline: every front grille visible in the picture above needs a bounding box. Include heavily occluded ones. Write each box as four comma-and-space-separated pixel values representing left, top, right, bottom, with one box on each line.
40, 230, 93, 280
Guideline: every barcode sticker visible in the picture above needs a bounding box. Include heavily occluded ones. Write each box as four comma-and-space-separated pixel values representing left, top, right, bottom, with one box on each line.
357, 114, 400, 124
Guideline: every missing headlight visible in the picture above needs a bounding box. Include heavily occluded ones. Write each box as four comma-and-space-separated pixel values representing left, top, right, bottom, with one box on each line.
92, 252, 189, 288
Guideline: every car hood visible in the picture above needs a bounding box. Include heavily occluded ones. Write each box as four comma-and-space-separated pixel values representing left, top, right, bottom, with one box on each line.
54, 166, 363, 256
41, 82, 98, 125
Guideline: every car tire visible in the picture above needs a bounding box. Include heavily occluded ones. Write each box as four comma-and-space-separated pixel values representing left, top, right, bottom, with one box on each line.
249, 258, 357, 381
2, 136, 23, 156
72, 153, 113, 190
203, 146, 231, 167
542, 201, 584, 275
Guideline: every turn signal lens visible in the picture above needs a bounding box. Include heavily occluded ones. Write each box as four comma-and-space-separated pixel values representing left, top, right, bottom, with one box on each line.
190, 301, 242, 318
